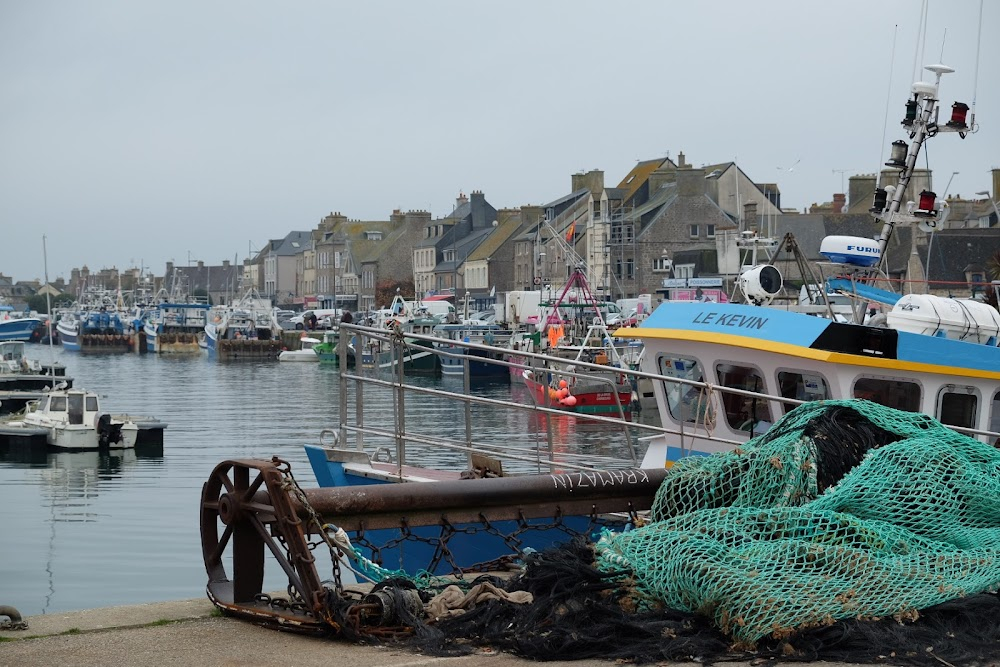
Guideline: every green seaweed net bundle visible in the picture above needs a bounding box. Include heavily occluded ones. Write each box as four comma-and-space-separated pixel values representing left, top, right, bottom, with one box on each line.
595, 399, 1000, 646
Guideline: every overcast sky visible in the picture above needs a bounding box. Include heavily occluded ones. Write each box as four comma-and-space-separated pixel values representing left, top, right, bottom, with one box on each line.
1, 0, 996, 284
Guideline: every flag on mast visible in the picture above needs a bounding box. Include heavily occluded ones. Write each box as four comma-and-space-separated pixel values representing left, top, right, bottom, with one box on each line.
565, 221, 576, 243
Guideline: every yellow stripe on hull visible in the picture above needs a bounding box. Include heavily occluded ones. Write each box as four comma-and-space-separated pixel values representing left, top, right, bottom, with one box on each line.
618, 327, 1000, 382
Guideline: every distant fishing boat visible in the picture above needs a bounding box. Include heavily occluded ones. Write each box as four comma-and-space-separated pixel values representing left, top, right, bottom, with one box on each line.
0, 300, 44, 343
204, 289, 283, 360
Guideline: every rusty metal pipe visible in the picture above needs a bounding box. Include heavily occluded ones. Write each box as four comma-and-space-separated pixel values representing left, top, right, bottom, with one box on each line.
291, 467, 667, 531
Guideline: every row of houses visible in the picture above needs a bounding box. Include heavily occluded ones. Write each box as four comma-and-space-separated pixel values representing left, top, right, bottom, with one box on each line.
234, 156, 1000, 311
14, 157, 1000, 313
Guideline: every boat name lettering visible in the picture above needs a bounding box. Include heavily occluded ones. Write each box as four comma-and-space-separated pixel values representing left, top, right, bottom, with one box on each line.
692, 311, 768, 330
550, 469, 649, 490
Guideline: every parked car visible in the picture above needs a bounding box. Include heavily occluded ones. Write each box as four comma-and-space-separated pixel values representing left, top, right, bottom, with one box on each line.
463, 309, 496, 325
607, 308, 638, 328
274, 309, 298, 331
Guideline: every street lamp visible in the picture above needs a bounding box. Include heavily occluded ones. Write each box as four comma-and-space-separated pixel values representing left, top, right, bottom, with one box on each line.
975, 191, 1000, 228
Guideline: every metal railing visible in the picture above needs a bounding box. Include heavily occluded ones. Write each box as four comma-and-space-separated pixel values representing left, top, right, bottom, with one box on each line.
326, 322, 1000, 476
333, 322, 667, 475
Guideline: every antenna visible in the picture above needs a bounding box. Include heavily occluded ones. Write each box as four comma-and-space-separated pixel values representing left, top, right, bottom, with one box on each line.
832, 169, 853, 194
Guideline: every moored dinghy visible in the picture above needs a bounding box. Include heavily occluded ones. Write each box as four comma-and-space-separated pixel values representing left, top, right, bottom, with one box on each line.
0, 387, 141, 450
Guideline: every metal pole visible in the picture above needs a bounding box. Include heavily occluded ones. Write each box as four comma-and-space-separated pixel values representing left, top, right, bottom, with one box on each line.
394, 334, 405, 468
355, 327, 364, 451
463, 349, 473, 469
338, 323, 349, 447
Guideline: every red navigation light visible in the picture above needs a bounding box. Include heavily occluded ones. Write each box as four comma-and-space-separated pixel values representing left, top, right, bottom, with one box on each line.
915, 190, 937, 218
947, 101, 969, 129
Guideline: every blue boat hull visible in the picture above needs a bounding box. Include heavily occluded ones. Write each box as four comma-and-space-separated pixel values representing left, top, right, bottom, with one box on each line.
304, 445, 620, 574
59, 328, 81, 352
0, 318, 42, 342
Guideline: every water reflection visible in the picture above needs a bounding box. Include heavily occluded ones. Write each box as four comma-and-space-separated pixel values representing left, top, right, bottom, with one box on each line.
0, 345, 656, 617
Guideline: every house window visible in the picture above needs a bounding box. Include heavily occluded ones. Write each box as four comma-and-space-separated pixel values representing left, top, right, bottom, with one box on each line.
652, 257, 673, 272
675, 264, 694, 279
689, 224, 699, 238
706, 224, 716, 239
625, 258, 634, 279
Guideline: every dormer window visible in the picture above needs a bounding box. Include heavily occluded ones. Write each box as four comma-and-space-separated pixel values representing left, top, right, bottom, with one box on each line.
364, 231, 383, 241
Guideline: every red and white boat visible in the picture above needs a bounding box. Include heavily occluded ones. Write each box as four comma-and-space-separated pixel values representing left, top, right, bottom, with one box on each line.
520, 367, 633, 421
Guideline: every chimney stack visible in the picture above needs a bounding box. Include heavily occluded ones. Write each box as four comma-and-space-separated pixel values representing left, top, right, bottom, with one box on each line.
833, 193, 846, 214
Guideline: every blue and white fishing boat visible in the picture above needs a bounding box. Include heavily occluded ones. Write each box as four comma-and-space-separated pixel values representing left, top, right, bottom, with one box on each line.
0, 301, 43, 343
616, 61, 1000, 468
143, 298, 211, 354
204, 289, 283, 360
432, 321, 511, 379
361, 295, 441, 374
56, 288, 141, 354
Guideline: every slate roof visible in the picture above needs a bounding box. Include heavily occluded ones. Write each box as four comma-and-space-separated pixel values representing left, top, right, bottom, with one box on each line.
274, 231, 313, 256
918, 228, 1000, 284
351, 225, 407, 264
544, 188, 589, 211
617, 157, 674, 203
467, 212, 525, 262
434, 227, 494, 272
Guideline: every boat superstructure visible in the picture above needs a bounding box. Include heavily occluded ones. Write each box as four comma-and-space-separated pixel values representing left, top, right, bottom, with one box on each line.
616, 60, 996, 467
56, 287, 142, 354
204, 289, 283, 360
143, 290, 211, 354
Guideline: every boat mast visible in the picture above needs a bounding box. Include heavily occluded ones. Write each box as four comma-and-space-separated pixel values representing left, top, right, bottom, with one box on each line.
869, 63, 972, 279
42, 235, 55, 380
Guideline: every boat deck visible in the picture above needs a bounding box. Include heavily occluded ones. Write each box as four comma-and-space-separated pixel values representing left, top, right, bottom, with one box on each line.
346, 461, 465, 483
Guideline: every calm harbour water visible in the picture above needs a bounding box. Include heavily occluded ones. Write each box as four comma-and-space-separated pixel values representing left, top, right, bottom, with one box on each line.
0, 345, 652, 617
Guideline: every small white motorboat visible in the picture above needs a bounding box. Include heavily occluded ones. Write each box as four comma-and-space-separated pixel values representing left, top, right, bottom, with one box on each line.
0, 387, 139, 450
278, 336, 320, 362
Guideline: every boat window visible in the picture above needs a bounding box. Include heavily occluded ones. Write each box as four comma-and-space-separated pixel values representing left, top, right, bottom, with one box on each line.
937, 387, 978, 430
777, 371, 830, 414
852, 377, 921, 412
86, 395, 98, 412
656, 355, 714, 425
716, 363, 772, 432
50, 396, 66, 412
37, 396, 49, 411
990, 391, 1000, 438
68, 393, 84, 425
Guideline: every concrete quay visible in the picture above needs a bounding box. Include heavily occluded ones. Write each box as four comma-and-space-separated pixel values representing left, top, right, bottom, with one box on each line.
0, 596, 875, 667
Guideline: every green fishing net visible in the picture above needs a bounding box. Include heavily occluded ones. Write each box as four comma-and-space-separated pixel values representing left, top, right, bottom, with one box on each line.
595, 399, 1000, 646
